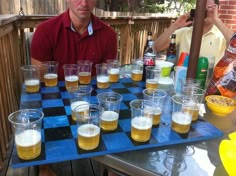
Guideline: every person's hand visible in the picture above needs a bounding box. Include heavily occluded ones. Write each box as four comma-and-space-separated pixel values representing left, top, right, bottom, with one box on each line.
173, 13, 193, 29
206, 4, 219, 24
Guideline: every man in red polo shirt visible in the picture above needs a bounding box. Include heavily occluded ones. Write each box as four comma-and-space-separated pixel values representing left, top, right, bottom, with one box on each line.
31, 0, 117, 176
31, 0, 117, 80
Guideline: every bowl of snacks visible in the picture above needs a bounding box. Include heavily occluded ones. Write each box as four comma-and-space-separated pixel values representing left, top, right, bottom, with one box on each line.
205, 95, 236, 116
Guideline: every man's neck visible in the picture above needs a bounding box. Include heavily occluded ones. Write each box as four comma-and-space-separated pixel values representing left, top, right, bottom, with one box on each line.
69, 11, 91, 35
202, 23, 213, 35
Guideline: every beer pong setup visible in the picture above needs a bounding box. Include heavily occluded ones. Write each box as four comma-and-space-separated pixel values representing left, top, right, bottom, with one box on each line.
9, 60, 223, 168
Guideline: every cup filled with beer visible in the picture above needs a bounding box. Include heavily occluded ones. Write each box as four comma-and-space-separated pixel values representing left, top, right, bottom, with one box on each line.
21, 65, 40, 93
107, 60, 120, 83
143, 89, 167, 126
75, 104, 101, 150
63, 64, 79, 91
129, 99, 153, 142
97, 92, 123, 131
42, 61, 59, 87
69, 86, 92, 121
77, 60, 92, 85
181, 86, 205, 122
131, 59, 144, 81
8, 109, 44, 160
145, 66, 161, 89
171, 95, 197, 135
95, 63, 110, 89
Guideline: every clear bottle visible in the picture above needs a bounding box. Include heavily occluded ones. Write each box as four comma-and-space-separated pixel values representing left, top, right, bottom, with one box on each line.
166, 34, 177, 65
144, 31, 153, 52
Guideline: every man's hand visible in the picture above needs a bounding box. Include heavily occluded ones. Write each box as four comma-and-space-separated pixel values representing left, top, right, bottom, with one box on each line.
173, 13, 193, 29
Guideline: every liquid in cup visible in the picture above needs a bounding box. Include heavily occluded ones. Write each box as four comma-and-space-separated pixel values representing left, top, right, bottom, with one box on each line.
8, 109, 44, 160
131, 59, 143, 82
42, 61, 58, 87
78, 60, 92, 84
107, 60, 120, 83
97, 92, 123, 131
63, 64, 79, 91
171, 95, 195, 134
129, 99, 153, 142
145, 66, 161, 89
96, 64, 110, 89
71, 101, 89, 121
76, 104, 101, 150
143, 89, 167, 126
21, 65, 40, 93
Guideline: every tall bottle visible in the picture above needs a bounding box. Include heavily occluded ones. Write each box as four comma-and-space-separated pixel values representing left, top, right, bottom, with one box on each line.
206, 33, 236, 97
143, 40, 156, 80
166, 34, 177, 65
144, 31, 153, 52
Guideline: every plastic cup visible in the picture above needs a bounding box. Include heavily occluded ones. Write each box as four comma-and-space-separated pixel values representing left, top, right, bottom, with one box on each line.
97, 92, 123, 131
107, 60, 120, 83
21, 65, 40, 93
131, 59, 144, 81
129, 99, 153, 142
69, 86, 92, 121
145, 66, 161, 89
63, 64, 79, 91
143, 89, 167, 126
96, 63, 110, 89
75, 104, 101, 150
156, 61, 174, 77
8, 109, 44, 160
77, 60, 92, 85
171, 95, 196, 134
42, 61, 59, 87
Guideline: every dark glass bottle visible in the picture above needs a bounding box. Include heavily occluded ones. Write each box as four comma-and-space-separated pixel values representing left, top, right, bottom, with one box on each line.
144, 31, 153, 52
166, 34, 177, 65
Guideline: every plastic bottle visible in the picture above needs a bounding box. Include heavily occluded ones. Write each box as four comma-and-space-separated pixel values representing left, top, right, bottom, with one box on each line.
166, 34, 177, 65
196, 57, 208, 89
143, 40, 156, 80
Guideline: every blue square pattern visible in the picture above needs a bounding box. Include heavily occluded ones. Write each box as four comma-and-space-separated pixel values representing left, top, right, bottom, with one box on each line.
42, 99, 64, 108
60, 91, 70, 99
119, 119, 131, 132
121, 93, 138, 101
127, 87, 144, 94
45, 139, 78, 160
21, 93, 41, 102
43, 115, 70, 129
70, 125, 78, 138
102, 132, 133, 150
64, 106, 72, 115
41, 87, 60, 94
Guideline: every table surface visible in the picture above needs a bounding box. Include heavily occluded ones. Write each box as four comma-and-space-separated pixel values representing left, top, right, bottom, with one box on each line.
12, 78, 226, 172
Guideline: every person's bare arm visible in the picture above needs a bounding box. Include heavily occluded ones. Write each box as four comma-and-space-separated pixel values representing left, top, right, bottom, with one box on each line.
154, 13, 192, 52
208, 4, 234, 45
31, 58, 43, 66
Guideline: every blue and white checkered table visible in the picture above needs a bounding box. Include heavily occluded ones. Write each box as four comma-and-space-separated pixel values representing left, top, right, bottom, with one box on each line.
11, 78, 223, 168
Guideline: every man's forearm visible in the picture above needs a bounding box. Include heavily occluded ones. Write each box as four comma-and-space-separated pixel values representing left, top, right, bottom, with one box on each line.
215, 18, 234, 44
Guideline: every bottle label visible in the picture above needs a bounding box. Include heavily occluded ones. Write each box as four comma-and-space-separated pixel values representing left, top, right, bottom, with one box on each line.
144, 53, 156, 66
166, 54, 176, 64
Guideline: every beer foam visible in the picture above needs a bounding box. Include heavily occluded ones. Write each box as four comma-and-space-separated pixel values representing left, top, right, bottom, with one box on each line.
131, 116, 152, 130
146, 79, 158, 84
78, 124, 100, 137
172, 112, 191, 125
65, 75, 78, 82
79, 72, 91, 76
25, 79, 39, 86
109, 68, 120, 74
132, 70, 142, 74
97, 75, 109, 83
44, 73, 58, 79
101, 111, 118, 121
15, 129, 41, 147
71, 101, 89, 111
153, 107, 161, 115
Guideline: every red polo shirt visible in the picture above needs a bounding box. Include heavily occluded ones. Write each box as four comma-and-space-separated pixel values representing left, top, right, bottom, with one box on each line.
31, 9, 117, 80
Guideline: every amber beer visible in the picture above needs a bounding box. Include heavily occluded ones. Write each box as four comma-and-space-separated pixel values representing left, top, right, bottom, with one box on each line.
171, 112, 192, 134
131, 116, 152, 142
97, 75, 109, 89
100, 111, 119, 131
44, 73, 58, 87
71, 101, 89, 121
146, 79, 158, 89
79, 72, 91, 84
152, 108, 162, 125
183, 106, 199, 122
25, 79, 40, 93
131, 70, 143, 81
109, 68, 120, 83
15, 129, 41, 160
77, 124, 100, 150
65, 75, 79, 90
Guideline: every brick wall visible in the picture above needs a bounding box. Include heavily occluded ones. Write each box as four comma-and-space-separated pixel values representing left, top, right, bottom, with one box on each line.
219, 0, 236, 31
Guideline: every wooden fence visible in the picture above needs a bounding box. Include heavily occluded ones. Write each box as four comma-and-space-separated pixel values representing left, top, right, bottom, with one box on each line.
0, 14, 174, 175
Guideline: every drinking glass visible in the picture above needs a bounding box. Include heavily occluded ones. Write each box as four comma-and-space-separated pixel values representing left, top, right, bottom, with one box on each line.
77, 60, 92, 85
8, 109, 44, 160
131, 59, 144, 81
63, 64, 79, 91
95, 63, 110, 89
42, 61, 59, 87
145, 66, 161, 89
